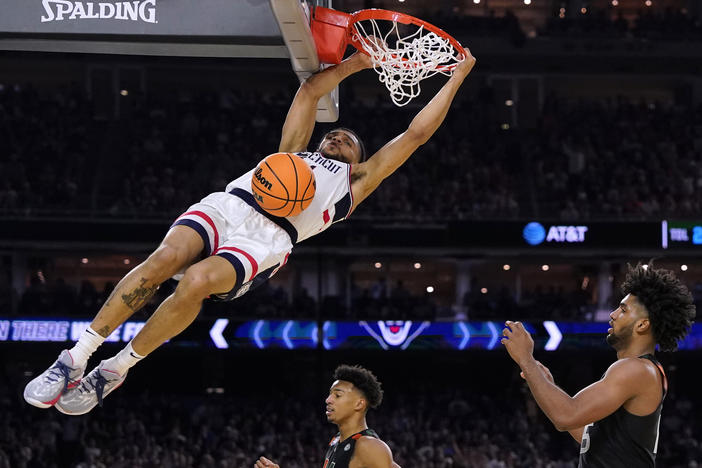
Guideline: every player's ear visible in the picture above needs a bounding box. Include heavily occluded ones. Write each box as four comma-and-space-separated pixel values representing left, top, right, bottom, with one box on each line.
354, 397, 367, 412
636, 317, 651, 333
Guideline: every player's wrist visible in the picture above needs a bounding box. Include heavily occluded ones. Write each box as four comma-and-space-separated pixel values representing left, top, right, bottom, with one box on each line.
518, 355, 538, 371
450, 68, 470, 83
344, 53, 371, 72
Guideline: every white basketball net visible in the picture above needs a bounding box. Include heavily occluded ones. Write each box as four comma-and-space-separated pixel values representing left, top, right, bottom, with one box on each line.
353, 19, 462, 107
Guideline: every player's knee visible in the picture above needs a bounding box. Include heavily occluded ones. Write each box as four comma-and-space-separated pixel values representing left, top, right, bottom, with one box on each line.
177, 267, 218, 300
146, 244, 186, 275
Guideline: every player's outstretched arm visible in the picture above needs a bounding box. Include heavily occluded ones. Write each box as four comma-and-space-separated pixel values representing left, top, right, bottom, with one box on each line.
279, 52, 372, 153
349, 50, 476, 207
519, 360, 584, 443
502, 321, 655, 432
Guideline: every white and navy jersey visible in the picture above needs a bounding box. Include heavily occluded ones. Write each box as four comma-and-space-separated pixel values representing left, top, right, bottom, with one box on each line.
225, 152, 354, 244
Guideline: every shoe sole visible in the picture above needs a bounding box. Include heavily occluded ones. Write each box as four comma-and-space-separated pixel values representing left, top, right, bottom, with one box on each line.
55, 380, 125, 416
24, 395, 56, 409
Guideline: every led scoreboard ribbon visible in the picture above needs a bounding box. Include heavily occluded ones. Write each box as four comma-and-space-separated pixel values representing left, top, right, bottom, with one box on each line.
3, 318, 700, 351
0, 319, 145, 343
662, 220, 702, 249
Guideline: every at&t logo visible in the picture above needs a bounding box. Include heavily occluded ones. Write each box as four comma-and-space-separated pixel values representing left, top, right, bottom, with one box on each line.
523, 222, 588, 245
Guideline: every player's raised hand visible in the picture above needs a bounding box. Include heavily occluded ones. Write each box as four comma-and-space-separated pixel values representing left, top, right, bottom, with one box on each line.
348, 49, 374, 70
453, 48, 476, 78
520, 360, 554, 383
255, 456, 280, 468
501, 320, 534, 366
351, 35, 385, 69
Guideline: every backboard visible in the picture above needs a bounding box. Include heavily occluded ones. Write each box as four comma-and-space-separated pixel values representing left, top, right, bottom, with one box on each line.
0, 0, 337, 121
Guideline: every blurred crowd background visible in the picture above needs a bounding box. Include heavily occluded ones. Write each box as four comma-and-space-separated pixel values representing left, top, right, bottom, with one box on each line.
2, 0, 702, 466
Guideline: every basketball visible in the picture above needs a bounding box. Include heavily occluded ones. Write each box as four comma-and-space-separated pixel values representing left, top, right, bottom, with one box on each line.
251, 152, 316, 217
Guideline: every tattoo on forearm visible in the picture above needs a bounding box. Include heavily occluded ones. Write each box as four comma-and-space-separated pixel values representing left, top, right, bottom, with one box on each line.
121, 278, 160, 312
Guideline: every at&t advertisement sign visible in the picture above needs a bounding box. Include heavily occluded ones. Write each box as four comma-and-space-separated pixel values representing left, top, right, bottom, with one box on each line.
523, 222, 589, 246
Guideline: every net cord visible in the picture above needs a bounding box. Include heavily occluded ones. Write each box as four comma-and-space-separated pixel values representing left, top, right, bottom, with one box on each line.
353, 18, 461, 106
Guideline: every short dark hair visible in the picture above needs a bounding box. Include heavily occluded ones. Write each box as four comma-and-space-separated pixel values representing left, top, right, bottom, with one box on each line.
318, 127, 367, 162
333, 364, 383, 409
621, 263, 696, 351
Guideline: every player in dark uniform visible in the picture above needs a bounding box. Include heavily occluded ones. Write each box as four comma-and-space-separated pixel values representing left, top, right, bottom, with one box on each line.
501, 263, 695, 467
255, 365, 401, 468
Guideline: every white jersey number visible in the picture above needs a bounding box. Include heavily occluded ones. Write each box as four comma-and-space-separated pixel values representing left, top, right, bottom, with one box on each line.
580, 423, 593, 454
653, 413, 662, 455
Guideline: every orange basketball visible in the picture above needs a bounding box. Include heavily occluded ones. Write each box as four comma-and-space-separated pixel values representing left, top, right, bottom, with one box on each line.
251, 152, 316, 217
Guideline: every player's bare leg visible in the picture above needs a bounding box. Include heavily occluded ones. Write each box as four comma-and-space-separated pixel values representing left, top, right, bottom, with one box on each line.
130, 255, 236, 355
23, 225, 204, 409
55, 255, 237, 415
90, 225, 205, 338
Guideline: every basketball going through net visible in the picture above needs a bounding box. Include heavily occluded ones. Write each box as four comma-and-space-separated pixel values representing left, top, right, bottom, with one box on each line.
311, 7, 467, 107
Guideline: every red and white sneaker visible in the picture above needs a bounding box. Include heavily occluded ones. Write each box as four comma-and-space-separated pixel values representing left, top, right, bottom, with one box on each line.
23, 350, 86, 408
55, 361, 127, 415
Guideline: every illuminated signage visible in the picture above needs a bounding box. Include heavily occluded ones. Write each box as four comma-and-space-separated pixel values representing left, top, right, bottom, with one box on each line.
0, 319, 145, 343
0, 219, 662, 250
662, 220, 702, 248
359, 320, 430, 350
234, 320, 318, 350
226, 320, 557, 351
3, 317, 700, 350
523, 222, 588, 245
2, 320, 69, 342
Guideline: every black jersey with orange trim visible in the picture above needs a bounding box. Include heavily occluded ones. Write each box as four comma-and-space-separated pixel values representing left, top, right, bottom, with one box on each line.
322, 428, 379, 468
578, 354, 667, 468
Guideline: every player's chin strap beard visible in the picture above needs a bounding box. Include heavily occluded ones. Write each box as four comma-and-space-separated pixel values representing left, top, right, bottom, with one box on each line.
320, 148, 350, 164
319, 130, 361, 163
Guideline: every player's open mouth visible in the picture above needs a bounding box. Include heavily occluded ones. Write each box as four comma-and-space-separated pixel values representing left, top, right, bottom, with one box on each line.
607, 328, 613, 334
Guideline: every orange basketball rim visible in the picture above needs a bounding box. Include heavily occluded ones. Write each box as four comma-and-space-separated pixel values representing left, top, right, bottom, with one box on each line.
310, 7, 468, 106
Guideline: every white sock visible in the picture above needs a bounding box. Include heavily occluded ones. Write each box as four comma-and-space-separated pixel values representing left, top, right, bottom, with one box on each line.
102, 342, 145, 376
68, 326, 106, 367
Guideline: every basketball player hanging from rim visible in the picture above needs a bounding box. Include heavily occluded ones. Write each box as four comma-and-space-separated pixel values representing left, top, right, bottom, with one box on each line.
501, 263, 696, 467
23, 43, 476, 413
255, 365, 401, 468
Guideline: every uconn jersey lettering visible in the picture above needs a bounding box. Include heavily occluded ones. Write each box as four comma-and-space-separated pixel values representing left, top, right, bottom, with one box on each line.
306, 152, 344, 174
226, 152, 353, 244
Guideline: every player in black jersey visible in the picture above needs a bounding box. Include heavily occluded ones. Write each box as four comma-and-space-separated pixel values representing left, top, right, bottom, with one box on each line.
502, 263, 695, 467
255, 365, 401, 468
